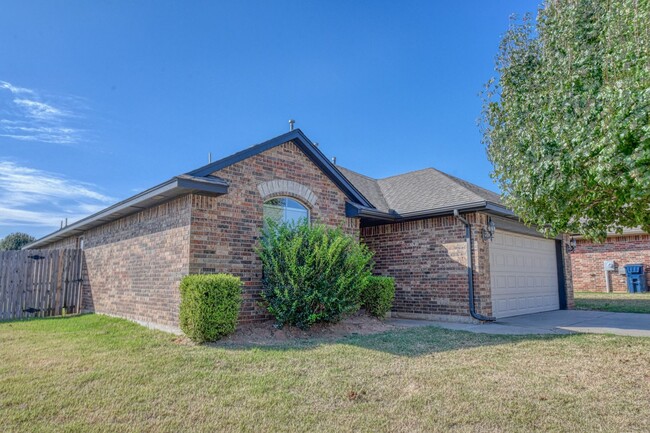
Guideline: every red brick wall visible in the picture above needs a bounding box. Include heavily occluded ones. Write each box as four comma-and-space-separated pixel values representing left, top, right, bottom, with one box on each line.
361, 212, 493, 321
189, 140, 360, 323
42, 196, 192, 331
571, 234, 650, 292
37, 140, 359, 329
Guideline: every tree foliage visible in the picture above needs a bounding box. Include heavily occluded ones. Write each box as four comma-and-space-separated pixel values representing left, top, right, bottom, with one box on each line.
482, 0, 650, 241
0, 232, 36, 250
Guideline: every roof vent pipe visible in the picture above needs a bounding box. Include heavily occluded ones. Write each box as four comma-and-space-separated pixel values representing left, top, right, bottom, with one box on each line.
289, 119, 295, 131
453, 209, 495, 322
331, 156, 336, 165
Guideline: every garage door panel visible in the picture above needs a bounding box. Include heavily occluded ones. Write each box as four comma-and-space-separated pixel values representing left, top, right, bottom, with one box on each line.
492, 294, 558, 317
490, 230, 559, 318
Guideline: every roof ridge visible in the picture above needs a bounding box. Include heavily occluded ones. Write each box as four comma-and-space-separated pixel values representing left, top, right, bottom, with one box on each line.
376, 167, 437, 181
336, 165, 378, 181
433, 168, 500, 199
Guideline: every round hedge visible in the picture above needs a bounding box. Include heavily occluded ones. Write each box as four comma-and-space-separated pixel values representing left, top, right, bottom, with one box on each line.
179, 274, 242, 343
362, 276, 395, 318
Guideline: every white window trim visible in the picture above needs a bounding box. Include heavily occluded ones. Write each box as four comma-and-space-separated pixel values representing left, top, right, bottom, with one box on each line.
263, 196, 310, 225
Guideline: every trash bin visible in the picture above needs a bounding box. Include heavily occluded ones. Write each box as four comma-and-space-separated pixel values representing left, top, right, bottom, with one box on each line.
624, 264, 647, 293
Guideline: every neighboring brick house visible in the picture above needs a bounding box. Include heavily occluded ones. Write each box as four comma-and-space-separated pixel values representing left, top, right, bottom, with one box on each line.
26, 129, 573, 331
570, 228, 650, 293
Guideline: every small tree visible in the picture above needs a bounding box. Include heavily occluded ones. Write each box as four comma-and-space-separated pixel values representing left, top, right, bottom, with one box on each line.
257, 220, 373, 329
0, 232, 36, 250
481, 0, 650, 241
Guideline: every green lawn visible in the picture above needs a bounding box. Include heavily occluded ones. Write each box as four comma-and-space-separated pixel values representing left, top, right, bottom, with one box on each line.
575, 291, 650, 314
1, 315, 649, 432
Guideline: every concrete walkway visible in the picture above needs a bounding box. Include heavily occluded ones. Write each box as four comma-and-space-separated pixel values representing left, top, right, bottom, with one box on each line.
388, 310, 650, 337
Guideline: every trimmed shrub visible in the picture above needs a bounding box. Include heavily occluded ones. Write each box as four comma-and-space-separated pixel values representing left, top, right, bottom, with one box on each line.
257, 220, 373, 329
362, 276, 395, 318
179, 274, 242, 343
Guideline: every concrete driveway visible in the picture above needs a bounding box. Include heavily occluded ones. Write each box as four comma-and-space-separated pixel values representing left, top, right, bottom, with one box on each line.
390, 310, 650, 337
496, 310, 650, 337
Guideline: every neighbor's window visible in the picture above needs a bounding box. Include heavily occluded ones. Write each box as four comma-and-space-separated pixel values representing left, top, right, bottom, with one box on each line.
263, 197, 309, 225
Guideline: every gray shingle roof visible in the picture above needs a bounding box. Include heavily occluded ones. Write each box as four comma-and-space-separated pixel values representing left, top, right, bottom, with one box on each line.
337, 166, 502, 215
336, 167, 391, 212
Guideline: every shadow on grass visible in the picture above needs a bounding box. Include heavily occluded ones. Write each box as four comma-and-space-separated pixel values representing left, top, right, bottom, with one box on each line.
2, 313, 576, 358
212, 325, 574, 357
0, 312, 88, 325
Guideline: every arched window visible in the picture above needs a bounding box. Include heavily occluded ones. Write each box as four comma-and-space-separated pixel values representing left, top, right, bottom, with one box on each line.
263, 197, 309, 225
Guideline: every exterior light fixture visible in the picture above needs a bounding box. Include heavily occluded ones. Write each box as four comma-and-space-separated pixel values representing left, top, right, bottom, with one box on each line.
482, 217, 496, 241
566, 237, 577, 253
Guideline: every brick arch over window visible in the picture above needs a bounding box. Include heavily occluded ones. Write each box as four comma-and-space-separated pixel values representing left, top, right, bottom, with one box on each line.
257, 179, 317, 207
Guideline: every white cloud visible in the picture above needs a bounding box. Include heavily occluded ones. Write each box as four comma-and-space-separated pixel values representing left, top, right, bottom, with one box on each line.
0, 207, 68, 227
0, 80, 84, 144
0, 81, 34, 95
13, 98, 66, 120
0, 161, 113, 229
76, 203, 109, 214
0, 127, 79, 144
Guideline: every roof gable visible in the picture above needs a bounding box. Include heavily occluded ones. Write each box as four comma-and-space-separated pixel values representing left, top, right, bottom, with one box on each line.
187, 129, 372, 207
26, 130, 371, 249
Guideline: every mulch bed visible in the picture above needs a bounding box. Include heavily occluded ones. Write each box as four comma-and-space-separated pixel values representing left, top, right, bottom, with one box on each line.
211, 311, 400, 347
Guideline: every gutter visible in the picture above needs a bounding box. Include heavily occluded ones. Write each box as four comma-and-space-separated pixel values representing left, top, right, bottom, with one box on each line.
453, 209, 495, 322
346, 200, 514, 224
23, 174, 229, 249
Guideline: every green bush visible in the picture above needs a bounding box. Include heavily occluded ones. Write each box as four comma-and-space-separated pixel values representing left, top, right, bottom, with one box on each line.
257, 220, 373, 329
362, 276, 395, 318
179, 274, 242, 343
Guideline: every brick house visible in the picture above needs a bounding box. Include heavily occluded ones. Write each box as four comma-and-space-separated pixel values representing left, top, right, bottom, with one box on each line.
26, 130, 573, 332
570, 228, 650, 292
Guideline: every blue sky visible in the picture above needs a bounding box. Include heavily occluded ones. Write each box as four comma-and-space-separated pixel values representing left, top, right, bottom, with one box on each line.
0, 0, 540, 239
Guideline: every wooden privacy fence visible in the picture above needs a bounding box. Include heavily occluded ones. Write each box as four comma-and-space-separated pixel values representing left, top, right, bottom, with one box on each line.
0, 249, 84, 320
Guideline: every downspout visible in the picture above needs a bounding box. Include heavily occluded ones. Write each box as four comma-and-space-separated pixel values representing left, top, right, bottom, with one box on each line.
454, 209, 495, 322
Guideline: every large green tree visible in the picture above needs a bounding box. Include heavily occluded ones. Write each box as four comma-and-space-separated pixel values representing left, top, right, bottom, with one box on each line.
482, 0, 650, 241
0, 232, 36, 250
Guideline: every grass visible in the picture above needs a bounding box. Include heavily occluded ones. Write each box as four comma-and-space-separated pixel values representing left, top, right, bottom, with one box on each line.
575, 291, 650, 314
1, 315, 649, 432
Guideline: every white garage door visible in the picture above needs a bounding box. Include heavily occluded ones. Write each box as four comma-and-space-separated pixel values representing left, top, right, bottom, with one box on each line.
489, 230, 560, 318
